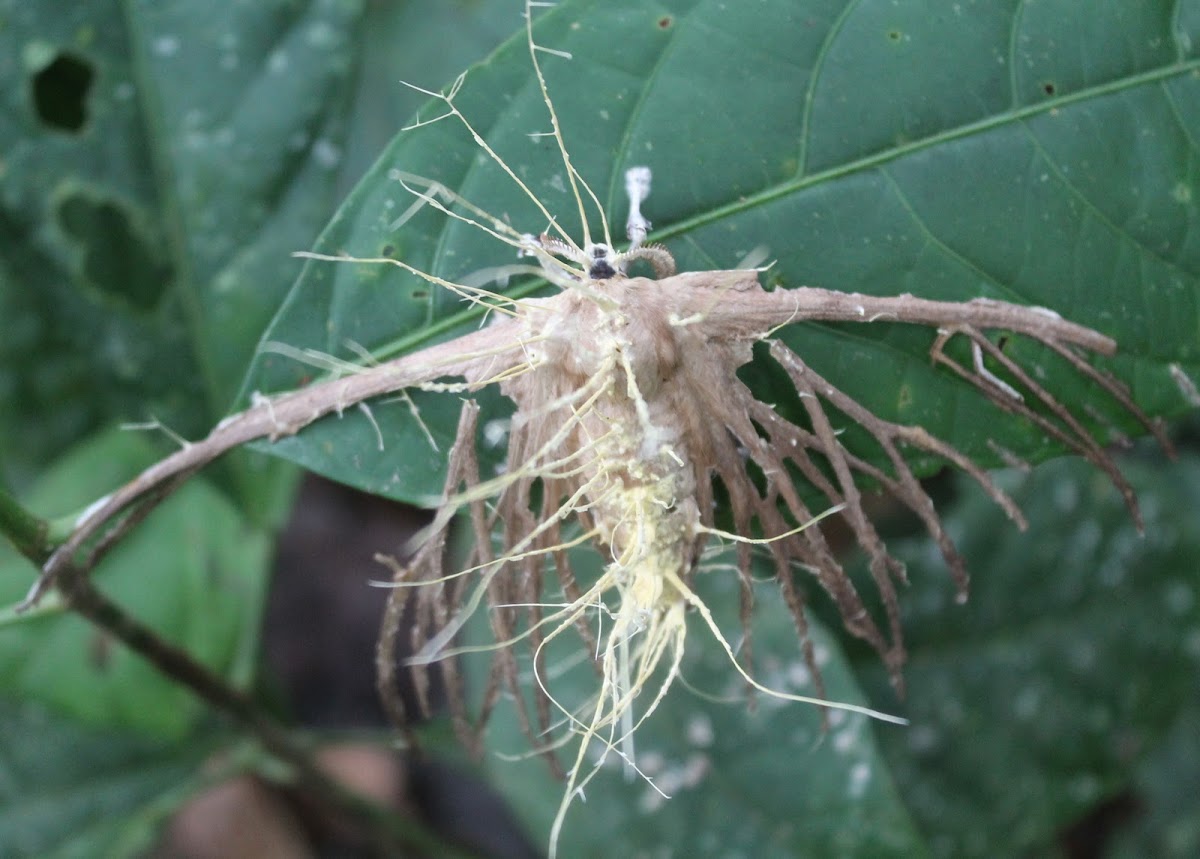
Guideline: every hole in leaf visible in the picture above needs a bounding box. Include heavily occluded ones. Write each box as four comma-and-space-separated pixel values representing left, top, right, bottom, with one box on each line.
658, 16, 673, 29
1043, 81, 1056, 96
887, 30, 902, 42
32, 52, 95, 133
57, 193, 173, 311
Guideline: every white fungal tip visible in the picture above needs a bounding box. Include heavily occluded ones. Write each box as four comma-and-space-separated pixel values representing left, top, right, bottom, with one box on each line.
625, 167, 653, 245
625, 166, 652, 203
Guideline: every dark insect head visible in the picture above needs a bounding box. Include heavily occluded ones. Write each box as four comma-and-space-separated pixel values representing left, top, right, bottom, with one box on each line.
588, 243, 618, 279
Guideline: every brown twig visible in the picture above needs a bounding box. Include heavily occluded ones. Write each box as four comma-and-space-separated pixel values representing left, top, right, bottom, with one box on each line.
2, 479, 475, 855
24, 320, 531, 606
47, 559, 477, 858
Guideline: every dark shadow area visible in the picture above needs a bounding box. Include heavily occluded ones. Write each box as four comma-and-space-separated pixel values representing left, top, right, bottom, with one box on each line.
262, 475, 541, 858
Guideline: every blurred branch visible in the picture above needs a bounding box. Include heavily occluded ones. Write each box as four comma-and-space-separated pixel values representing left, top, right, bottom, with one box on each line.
0, 486, 50, 559
55, 562, 478, 857
13, 542, 477, 857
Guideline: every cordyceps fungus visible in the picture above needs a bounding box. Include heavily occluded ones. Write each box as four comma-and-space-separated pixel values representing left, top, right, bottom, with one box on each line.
357, 155, 1169, 848
21, 2, 1175, 855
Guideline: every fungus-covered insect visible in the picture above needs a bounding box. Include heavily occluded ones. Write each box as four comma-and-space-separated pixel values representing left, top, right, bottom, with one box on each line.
26, 1, 1178, 854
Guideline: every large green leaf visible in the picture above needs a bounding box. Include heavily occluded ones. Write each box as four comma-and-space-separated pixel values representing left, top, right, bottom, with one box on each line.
0, 0, 363, 487
852, 451, 1200, 856
245, 0, 1198, 502
0, 696, 229, 859
0, 428, 271, 738
470, 565, 927, 857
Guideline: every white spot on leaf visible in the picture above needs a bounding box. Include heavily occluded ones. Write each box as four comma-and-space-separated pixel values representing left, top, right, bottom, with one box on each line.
152, 36, 180, 57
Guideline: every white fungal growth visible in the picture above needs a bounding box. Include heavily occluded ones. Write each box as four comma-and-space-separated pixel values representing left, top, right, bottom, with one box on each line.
74, 493, 114, 529
1170, 362, 1200, 407
624, 165, 653, 247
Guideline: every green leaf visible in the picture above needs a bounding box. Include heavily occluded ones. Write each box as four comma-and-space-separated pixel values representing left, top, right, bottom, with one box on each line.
0, 428, 271, 738
340, 0, 523, 186
463, 563, 926, 857
0, 696, 231, 859
245, 0, 1198, 503
853, 451, 1200, 856
0, 0, 364, 485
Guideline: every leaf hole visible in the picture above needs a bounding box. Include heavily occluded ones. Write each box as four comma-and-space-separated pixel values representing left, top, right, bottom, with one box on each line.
887, 30, 902, 42
1042, 81, 1056, 96
381, 243, 396, 257
658, 15, 673, 29
32, 52, 95, 133
56, 192, 173, 311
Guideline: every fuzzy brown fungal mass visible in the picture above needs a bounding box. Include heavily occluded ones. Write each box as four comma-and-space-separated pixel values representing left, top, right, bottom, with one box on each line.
367, 219, 1171, 819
